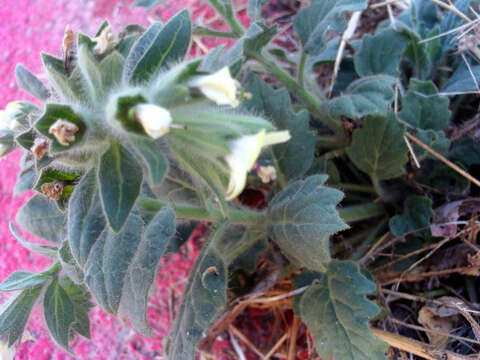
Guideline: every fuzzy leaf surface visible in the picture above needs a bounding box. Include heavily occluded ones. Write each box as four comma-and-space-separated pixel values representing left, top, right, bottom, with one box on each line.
131, 0, 165, 10
9, 222, 58, 258
399, 79, 450, 131
323, 75, 396, 118
266, 175, 348, 272
293, 0, 366, 55
98, 142, 142, 232
15, 64, 49, 100
43, 278, 75, 351
60, 278, 93, 339
130, 138, 168, 187
0, 287, 42, 346
0, 271, 51, 292
125, 10, 191, 84
296, 260, 387, 360
244, 74, 315, 182
354, 28, 408, 77
84, 207, 174, 334
166, 224, 228, 359
346, 115, 408, 180
442, 61, 480, 93
68, 169, 107, 266
389, 196, 434, 237
16, 194, 65, 244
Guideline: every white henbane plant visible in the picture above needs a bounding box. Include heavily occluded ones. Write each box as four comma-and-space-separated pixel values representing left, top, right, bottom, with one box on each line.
0, 0, 403, 358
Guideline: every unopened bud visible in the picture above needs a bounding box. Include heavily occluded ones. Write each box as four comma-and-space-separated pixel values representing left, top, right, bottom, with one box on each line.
48, 119, 79, 146
31, 138, 49, 160
41, 181, 64, 201
134, 104, 172, 139
189, 67, 241, 107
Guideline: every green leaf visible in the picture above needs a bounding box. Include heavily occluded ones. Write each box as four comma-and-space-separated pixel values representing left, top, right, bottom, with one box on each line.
15, 64, 49, 100
98, 142, 143, 232
14, 153, 37, 195
16, 194, 66, 244
230, 237, 269, 272
33, 167, 79, 209
9, 222, 58, 258
293, 0, 366, 55
77, 45, 104, 103
34, 104, 87, 153
414, 129, 450, 161
199, 23, 276, 72
166, 223, 228, 359
440, 0, 470, 51
100, 51, 125, 90
266, 175, 348, 272
166, 220, 199, 254
346, 114, 408, 180
43, 278, 75, 351
399, 79, 450, 131
389, 196, 434, 237
296, 260, 387, 360
443, 61, 480, 93
131, 0, 165, 10
58, 241, 84, 284
354, 28, 409, 77
68, 169, 107, 266
84, 207, 175, 334
323, 75, 396, 118
125, 10, 191, 84
59, 278, 93, 339
41, 53, 86, 102
0, 287, 42, 347
130, 138, 168, 187
15, 128, 35, 151
243, 74, 316, 182
449, 139, 480, 166
247, 0, 269, 21
0, 271, 51, 292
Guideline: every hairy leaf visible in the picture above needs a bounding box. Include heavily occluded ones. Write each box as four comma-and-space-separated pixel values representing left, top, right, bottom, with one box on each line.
293, 0, 366, 55
296, 260, 387, 360
85, 207, 175, 334
346, 115, 408, 180
43, 278, 75, 351
59, 278, 93, 339
98, 142, 143, 232
247, 0, 269, 21
130, 138, 168, 187
16, 194, 65, 244
58, 241, 84, 284
244, 74, 315, 182
77, 45, 104, 103
9, 222, 58, 258
443, 61, 480, 94
131, 0, 165, 10
449, 139, 480, 166
166, 223, 228, 359
389, 196, 434, 237
354, 28, 409, 77
68, 169, 107, 266
125, 10, 191, 84
266, 175, 348, 272
0, 287, 42, 346
323, 75, 396, 118
14, 153, 37, 195
15, 64, 49, 100
399, 79, 450, 131
100, 51, 125, 90
414, 129, 450, 161
0, 271, 51, 292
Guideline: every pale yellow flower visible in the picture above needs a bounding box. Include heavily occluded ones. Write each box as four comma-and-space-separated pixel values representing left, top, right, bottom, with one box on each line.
93, 26, 116, 55
225, 130, 291, 200
189, 67, 241, 107
0, 101, 22, 131
134, 104, 173, 139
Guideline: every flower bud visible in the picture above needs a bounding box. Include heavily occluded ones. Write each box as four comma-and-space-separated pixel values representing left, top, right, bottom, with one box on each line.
225, 130, 291, 200
31, 138, 49, 160
134, 104, 173, 139
189, 67, 240, 107
41, 181, 64, 201
257, 165, 277, 184
0, 102, 23, 131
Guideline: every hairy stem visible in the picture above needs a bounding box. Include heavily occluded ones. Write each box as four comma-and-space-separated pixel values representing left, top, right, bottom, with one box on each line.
207, 0, 245, 36
192, 25, 240, 38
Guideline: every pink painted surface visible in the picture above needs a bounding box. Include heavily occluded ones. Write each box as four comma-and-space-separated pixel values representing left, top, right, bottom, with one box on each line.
0, 0, 217, 358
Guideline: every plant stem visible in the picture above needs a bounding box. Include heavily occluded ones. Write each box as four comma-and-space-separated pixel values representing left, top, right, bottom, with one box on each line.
339, 202, 385, 223
246, 50, 345, 135
43, 262, 61, 276
137, 197, 265, 225
192, 25, 240, 38
297, 51, 307, 88
207, 0, 245, 36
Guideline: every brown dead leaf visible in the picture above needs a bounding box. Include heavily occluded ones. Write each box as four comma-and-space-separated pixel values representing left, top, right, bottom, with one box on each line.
431, 198, 480, 237
418, 306, 458, 348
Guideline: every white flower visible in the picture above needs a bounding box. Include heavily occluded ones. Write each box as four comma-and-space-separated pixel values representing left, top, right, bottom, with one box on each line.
0, 102, 22, 131
189, 67, 241, 107
48, 119, 79, 146
257, 165, 277, 184
134, 104, 173, 139
225, 130, 291, 200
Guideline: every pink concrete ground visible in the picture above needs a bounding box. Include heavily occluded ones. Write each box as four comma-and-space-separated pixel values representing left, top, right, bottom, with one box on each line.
0, 0, 224, 358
